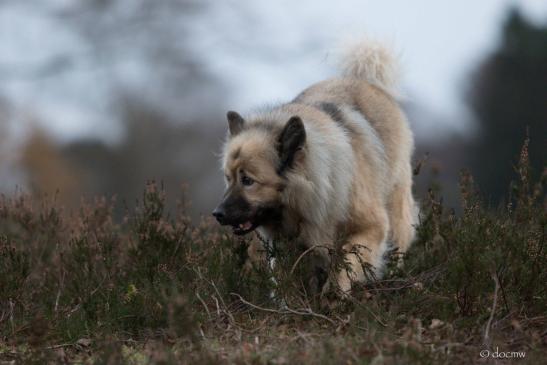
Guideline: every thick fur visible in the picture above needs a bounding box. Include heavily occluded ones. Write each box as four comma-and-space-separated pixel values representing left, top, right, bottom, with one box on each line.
217, 39, 417, 293
337, 38, 400, 96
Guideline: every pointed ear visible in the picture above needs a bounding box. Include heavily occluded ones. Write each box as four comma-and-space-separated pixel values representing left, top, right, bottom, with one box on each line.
227, 111, 245, 136
277, 116, 306, 173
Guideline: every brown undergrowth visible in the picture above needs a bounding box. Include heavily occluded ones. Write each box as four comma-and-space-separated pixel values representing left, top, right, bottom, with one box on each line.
0, 140, 545, 364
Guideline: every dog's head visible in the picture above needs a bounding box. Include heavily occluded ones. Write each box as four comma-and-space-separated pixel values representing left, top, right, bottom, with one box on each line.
212, 111, 306, 235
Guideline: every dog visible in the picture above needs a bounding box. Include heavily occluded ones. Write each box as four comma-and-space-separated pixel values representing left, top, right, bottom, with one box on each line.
213, 39, 417, 294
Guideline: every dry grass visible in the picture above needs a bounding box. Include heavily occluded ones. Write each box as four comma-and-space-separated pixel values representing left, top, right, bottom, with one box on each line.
0, 140, 545, 364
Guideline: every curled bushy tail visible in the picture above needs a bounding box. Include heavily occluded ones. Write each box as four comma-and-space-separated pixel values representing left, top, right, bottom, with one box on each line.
338, 38, 400, 96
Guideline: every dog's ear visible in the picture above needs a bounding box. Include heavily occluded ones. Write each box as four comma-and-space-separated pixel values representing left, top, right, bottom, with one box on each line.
277, 116, 306, 173
227, 111, 245, 136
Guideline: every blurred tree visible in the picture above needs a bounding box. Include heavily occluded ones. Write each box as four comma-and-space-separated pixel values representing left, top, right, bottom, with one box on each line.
467, 9, 547, 203
20, 131, 81, 206
2, 0, 228, 217
0, 101, 26, 193
61, 98, 225, 219
60, 0, 229, 218
61, 0, 222, 121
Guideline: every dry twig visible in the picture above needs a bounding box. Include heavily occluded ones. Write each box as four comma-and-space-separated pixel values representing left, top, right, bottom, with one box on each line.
290, 244, 333, 275
483, 272, 500, 345
231, 293, 337, 326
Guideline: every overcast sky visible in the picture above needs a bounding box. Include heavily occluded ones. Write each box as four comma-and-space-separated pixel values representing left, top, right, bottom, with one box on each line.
190, 0, 547, 132
1, 0, 546, 142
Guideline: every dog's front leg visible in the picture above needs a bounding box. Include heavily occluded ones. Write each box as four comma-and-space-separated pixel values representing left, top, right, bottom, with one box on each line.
337, 210, 389, 294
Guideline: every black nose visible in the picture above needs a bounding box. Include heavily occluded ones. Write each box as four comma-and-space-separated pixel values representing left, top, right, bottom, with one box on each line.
212, 206, 225, 223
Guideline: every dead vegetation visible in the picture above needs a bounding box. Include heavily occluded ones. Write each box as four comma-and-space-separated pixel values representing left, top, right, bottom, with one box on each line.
0, 140, 545, 364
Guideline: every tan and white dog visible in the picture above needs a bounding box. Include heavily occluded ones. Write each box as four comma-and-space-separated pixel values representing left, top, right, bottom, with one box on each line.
213, 39, 417, 294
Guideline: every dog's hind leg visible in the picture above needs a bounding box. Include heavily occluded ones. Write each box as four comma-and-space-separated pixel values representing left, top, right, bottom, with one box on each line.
388, 176, 417, 263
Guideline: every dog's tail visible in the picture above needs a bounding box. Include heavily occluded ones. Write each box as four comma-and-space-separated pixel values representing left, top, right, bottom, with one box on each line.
337, 37, 400, 96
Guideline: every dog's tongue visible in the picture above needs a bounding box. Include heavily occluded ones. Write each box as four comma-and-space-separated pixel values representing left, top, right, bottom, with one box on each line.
239, 221, 252, 230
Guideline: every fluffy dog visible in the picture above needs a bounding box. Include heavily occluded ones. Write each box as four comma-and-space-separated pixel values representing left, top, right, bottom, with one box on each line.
213, 39, 417, 294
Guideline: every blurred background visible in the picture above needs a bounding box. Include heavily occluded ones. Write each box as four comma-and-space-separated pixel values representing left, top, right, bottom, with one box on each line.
0, 0, 546, 219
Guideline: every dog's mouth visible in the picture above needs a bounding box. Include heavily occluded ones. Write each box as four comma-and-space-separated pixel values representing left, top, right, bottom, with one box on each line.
214, 204, 281, 236
231, 220, 257, 236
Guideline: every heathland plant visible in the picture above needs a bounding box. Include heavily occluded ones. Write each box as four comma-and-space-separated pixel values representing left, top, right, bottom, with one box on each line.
0, 140, 545, 364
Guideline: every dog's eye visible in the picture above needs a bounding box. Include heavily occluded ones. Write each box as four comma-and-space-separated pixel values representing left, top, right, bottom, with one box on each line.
241, 175, 254, 186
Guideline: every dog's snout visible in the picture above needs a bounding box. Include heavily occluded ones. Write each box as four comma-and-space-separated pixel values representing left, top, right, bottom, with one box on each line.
212, 206, 226, 223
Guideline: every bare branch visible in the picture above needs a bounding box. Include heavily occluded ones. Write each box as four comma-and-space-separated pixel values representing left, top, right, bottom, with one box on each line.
231, 292, 337, 326
290, 244, 333, 276
483, 272, 500, 345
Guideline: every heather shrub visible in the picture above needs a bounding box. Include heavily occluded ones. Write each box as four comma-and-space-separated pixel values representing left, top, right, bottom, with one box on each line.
0, 139, 545, 364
